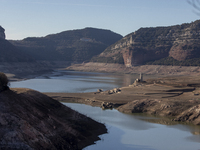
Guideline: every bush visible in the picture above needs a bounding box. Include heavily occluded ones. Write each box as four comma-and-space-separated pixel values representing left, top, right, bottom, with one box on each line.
0, 72, 9, 91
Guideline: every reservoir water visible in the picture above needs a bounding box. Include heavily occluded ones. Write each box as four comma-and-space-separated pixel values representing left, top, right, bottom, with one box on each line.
10, 70, 200, 150
11, 70, 138, 93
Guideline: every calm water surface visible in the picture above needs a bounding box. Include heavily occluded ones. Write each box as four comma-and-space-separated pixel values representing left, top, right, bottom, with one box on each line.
10, 70, 200, 150
64, 103, 200, 150
11, 70, 138, 93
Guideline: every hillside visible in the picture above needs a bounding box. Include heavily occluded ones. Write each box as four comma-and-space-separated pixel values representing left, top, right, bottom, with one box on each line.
0, 27, 33, 62
91, 20, 200, 66
0, 87, 106, 149
10, 28, 122, 62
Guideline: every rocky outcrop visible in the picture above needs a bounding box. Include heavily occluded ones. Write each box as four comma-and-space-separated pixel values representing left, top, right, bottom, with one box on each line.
91, 20, 200, 66
173, 104, 200, 125
117, 99, 176, 116
0, 26, 5, 39
107, 88, 121, 94
117, 98, 200, 125
169, 43, 191, 61
101, 102, 114, 109
0, 88, 107, 149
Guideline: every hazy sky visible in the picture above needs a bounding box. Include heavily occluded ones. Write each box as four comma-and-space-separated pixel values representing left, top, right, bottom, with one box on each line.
1, 0, 200, 40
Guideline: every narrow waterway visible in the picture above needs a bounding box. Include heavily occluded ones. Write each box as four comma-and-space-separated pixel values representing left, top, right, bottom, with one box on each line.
10, 70, 200, 150
64, 103, 200, 150
11, 70, 138, 93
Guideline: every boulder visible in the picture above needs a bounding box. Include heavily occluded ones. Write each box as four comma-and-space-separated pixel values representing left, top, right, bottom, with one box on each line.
101, 102, 114, 109
97, 89, 103, 92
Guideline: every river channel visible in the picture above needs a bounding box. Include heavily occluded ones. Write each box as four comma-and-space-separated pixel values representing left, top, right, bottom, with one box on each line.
10, 70, 200, 150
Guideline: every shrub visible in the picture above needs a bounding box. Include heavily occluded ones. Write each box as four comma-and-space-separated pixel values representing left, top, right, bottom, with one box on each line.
0, 72, 9, 91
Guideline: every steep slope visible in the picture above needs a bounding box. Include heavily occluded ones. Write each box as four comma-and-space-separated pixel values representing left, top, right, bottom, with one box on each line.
0, 39, 34, 62
0, 26, 5, 39
0, 88, 107, 149
91, 20, 200, 66
0, 26, 34, 62
10, 28, 122, 62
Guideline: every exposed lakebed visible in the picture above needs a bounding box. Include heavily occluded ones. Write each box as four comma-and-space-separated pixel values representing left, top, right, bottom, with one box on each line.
10, 70, 200, 150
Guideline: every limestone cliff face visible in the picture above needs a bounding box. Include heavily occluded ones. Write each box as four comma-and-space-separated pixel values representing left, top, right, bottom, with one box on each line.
169, 44, 191, 61
92, 20, 200, 66
0, 26, 5, 39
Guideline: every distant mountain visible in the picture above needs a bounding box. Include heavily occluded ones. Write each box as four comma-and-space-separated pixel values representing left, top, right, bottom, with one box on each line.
10, 28, 123, 62
0, 27, 33, 62
91, 20, 200, 66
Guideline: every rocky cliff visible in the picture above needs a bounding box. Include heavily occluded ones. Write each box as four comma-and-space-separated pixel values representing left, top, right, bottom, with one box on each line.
0, 38, 34, 62
0, 26, 5, 39
91, 20, 200, 66
0, 26, 34, 62
10, 28, 122, 62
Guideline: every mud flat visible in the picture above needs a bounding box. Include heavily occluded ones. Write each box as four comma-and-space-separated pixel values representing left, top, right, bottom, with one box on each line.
46, 75, 200, 125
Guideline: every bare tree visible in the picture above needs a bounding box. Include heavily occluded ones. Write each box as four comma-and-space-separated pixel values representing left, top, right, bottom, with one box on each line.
188, 0, 200, 15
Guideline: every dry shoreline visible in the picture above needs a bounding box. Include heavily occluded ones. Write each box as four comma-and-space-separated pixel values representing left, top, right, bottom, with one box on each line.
6, 64, 200, 126
4, 64, 200, 148
66, 62, 200, 76
45, 75, 200, 126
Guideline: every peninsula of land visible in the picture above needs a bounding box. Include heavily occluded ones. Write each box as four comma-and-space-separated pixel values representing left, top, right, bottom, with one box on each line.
46, 73, 200, 126
0, 72, 107, 150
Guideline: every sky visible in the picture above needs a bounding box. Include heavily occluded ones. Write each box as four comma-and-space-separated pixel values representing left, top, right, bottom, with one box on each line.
1, 0, 200, 40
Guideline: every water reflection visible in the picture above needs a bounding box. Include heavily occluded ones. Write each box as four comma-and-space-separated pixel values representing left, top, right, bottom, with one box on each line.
64, 103, 200, 150
86, 125, 157, 150
10, 70, 200, 149
11, 71, 139, 93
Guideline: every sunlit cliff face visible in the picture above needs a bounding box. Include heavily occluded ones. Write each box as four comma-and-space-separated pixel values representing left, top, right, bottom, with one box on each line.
94, 20, 200, 66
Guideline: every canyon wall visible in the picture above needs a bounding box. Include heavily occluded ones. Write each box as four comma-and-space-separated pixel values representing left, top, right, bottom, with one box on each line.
92, 20, 200, 66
